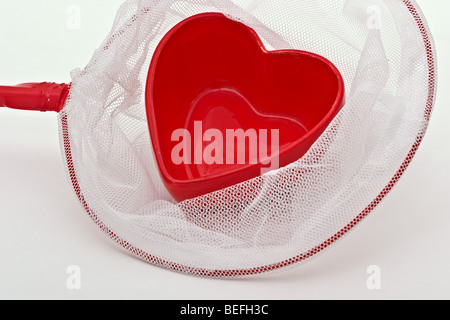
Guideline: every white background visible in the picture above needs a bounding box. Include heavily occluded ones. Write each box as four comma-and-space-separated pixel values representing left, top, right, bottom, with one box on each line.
0, 0, 448, 300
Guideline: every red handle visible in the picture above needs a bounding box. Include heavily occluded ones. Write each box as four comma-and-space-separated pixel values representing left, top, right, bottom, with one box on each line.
0, 82, 70, 113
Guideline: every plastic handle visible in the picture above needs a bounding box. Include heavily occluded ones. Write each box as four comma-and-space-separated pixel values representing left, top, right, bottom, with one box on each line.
0, 82, 70, 113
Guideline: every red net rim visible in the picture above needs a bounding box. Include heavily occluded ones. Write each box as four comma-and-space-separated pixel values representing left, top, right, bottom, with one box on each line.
60, 0, 437, 277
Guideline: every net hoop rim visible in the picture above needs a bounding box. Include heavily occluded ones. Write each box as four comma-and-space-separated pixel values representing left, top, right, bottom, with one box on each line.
60, 0, 437, 278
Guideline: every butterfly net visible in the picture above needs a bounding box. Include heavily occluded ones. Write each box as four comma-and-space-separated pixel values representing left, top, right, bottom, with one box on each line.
58, 0, 436, 277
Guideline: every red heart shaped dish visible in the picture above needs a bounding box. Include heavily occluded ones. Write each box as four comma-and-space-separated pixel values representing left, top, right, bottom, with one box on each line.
146, 13, 345, 202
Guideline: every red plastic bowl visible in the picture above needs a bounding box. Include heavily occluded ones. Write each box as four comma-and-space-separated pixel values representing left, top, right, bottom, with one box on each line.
146, 13, 345, 202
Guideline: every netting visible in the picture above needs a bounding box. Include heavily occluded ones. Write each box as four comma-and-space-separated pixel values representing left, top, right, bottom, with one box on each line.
58, 0, 436, 277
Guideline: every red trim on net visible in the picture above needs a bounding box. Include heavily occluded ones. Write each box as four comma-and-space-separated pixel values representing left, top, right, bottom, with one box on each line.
61, 0, 436, 277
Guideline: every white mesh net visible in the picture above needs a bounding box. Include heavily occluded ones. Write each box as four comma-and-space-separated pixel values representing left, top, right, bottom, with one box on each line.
58, 0, 437, 277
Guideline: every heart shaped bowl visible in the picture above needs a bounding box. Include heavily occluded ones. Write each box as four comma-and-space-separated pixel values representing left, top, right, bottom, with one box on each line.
146, 13, 345, 202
